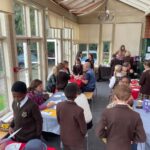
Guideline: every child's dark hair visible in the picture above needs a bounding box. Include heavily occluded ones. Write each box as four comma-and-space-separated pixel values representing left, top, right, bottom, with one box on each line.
64, 83, 79, 100
75, 58, 81, 65
28, 79, 42, 91
144, 59, 150, 68
11, 81, 27, 94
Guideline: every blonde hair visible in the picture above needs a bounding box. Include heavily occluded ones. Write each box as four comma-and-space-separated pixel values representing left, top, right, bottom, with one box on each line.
114, 65, 122, 76
52, 66, 57, 76
125, 51, 131, 57
113, 84, 131, 101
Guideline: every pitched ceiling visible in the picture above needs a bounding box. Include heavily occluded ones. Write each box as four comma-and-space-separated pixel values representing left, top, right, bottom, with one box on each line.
52, 0, 107, 16
118, 0, 150, 15
51, 0, 150, 16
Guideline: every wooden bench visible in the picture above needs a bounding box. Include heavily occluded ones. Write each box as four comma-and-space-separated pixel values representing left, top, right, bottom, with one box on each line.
84, 92, 94, 101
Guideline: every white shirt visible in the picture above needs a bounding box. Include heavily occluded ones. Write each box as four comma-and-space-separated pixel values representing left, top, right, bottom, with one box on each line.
109, 73, 123, 89
75, 93, 92, 123
18, 96, 28, 108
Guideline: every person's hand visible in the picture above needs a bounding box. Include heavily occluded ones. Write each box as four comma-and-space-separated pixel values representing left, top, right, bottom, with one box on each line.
8, 127, 14, 134
130, 69, 134, 73
43, 94, 49, 100
78, 75, 83, 79
47, 101, 56, 108
0, 143, 6, 150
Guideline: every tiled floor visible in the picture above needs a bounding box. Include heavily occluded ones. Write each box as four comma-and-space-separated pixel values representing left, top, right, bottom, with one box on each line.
43, 81, 110, 150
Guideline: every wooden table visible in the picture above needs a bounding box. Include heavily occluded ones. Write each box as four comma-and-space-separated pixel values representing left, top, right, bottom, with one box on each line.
0, 130, 8, 139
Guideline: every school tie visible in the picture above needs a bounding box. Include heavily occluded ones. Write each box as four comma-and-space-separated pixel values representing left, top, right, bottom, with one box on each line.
17, 102, 20, 110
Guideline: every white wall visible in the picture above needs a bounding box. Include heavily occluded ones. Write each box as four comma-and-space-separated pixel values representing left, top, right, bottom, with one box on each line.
114, 23, 142, 56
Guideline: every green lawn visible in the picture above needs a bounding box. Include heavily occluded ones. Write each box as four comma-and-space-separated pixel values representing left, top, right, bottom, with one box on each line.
0, 95, 6, 111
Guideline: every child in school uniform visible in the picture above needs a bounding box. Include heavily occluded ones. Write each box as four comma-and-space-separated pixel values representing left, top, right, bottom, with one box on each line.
57, 83, 87, 150
96, 84, 146, 150
9, 81, 43, 143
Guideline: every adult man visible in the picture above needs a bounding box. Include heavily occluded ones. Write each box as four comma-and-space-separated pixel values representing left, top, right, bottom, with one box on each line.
82, 62, 96, 92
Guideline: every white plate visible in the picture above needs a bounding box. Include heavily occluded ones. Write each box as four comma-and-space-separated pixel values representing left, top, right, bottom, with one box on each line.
5, 143, 21, 150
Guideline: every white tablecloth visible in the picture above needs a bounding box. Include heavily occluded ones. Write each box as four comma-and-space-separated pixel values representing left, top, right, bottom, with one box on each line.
41, 111, 60, 135
41, 92, 67, 135
134, 102, 150, 150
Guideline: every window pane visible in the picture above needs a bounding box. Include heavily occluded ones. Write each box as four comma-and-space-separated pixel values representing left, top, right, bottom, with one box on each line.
30, 42, 40, 80
89, 44, 97, 50
47, 41, 55, 72
0, 18, 1, 36
17, 42, 28, 69
89, 44, 98, 64
0, 42, 9, 114
48, 28, 55, 38
79, 44, 87, 63
63, 41, 69, 61
30, 7, 39, 36
58, 29, 61, 39
103, 41, 110, 64
18, 70, 29, 86
79, 44, 87, 52
15, 3, 25, 35
17, 41, 29, 85
63, 28, 71, 39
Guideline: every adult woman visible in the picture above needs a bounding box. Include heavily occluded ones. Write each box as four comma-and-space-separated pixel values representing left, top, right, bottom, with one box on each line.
139, 60, 150, 99
73, 58, 83, 75
76, 51, 82, 61
85, 53, 94, 69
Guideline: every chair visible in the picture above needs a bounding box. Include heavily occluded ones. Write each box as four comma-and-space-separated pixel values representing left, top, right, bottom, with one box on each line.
83, 92, 94, 101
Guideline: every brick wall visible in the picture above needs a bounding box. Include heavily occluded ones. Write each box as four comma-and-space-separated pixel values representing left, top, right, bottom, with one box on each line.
145, 16, 150, 38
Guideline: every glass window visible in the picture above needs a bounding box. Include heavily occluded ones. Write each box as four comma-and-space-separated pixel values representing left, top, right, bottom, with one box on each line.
17, 42, 28, 68
0, 42, 9, 115
89, 44, 98, 64
0, 18, 2, 36
30, 42, 40, 80
79, 43, 98, 64
17, 41, 29, 85
103, 41, 110, 65
30, 7, 39, 36
47, 41, 55, 72
15, 3, 25, 35
79, 44, 87, 63
79, 44, 87, 52
57, 29, 61, 39
48, 28, 55, 38
63, 28, 71, 39
54, 29, 57, 38
0, 13, 6, 36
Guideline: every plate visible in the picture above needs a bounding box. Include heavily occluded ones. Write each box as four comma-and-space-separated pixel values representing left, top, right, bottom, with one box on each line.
5, 143, 21, 150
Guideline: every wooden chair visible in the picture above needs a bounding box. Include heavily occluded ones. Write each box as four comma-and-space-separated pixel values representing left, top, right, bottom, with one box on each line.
84, 92, 94, 101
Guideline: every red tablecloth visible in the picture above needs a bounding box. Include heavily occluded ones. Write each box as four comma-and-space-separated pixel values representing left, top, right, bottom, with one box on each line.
4, 141, 56, 150
69, 78, 83, 88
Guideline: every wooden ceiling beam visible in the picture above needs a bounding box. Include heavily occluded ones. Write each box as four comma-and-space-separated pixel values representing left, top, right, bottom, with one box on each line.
70, 0, 105, 13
